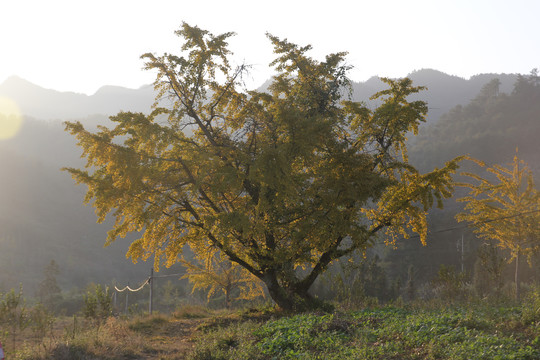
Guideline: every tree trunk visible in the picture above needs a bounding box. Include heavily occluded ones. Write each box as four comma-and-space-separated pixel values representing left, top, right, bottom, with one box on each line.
262, 271, 329, 312
515, 251, 521, 301
225, 286, 231, 309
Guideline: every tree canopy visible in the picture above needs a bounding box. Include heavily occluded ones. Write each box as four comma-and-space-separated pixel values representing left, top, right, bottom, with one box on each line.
64, 23, 461, 310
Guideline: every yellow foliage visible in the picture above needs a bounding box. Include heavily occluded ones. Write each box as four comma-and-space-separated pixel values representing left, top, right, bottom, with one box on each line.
182, 248, 265, 307
63, 23, 463, 310
457, 154, 540, 262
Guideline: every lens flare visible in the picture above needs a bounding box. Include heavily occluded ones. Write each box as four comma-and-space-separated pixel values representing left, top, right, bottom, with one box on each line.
0, 97, 23, 140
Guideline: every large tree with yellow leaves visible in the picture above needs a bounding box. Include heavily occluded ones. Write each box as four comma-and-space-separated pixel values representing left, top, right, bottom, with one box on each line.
65, 23, 461, 311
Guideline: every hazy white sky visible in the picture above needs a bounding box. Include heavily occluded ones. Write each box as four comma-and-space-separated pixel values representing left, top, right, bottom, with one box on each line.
1, 0, 539, 95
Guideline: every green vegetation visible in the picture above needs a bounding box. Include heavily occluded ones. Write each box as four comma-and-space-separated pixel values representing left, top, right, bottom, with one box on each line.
5, 298, 540, 360
0, 286, 29, 352
186, 302, 540, 360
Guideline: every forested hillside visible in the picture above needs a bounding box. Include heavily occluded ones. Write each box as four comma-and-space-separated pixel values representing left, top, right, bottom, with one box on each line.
410, 71, 540, 173
352, 69, 517, 124
386, 70, 540, 289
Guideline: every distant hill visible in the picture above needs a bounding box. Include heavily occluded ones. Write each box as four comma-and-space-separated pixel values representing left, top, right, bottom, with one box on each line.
351, 69, 517, 124
388, 71, 540, 285
409, 74, 540, 173
0, 76, 155, 120
1, 70, 518, 123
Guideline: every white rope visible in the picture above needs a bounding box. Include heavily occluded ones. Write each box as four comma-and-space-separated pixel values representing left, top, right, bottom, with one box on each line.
114, 278, 150, 292
113, 272, 183, 293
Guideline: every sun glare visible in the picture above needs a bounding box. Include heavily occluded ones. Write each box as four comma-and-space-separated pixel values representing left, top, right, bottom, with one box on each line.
0, 97, 23, 140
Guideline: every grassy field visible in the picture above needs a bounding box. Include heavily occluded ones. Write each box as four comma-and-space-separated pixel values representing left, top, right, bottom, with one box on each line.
5, 301, 540, 359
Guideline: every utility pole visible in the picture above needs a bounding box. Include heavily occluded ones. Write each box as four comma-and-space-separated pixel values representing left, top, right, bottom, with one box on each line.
461, 234, 464, 273
457, 234, 465, 273
125, 289, 129, 315
149, 267, 154, 315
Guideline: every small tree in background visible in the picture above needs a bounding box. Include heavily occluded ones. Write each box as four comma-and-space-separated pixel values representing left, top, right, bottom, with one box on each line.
405, 265, 416, 302
473, 242, 506, 298
322, 255, 390, 306
182, 249, 265, 309
160, 280, 185, 312
457, 154, 540, 300
83, 285, 112, 336
431, 265, 468, 301
0, 285, 29, 352
36, 259, 62, 312
29, 303, 55, 349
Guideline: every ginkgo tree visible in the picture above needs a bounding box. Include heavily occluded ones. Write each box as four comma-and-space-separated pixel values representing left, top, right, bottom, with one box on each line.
456, 155, 540, 300
64, 23, 462, 311
182, 248, 265, 309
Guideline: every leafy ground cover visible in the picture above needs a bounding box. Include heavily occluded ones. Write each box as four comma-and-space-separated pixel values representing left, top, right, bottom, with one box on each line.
188, 305, 540, 360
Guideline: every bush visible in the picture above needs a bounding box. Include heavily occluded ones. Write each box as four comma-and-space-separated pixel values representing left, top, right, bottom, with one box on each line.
0, 285, 29, 351
522, 284, 540, 324
29, 303, 55, 343
431, 265, 471, 302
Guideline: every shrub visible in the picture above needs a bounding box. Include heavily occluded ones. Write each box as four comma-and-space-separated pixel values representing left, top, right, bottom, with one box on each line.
522, 284, 540, 324
431, 264, 470, 302
29, 303, 55, 344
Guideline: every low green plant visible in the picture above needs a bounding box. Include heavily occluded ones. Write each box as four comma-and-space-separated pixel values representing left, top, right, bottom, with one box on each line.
187, 304, 540, 359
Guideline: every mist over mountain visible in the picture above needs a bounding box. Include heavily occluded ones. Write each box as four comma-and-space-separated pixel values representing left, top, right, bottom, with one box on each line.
0, 76, 155, 120
0, 119, 150, 293
1, 69, 518, 123
392, 71, 540, 285
351, 69, 517, 124
0, 69, 532, 294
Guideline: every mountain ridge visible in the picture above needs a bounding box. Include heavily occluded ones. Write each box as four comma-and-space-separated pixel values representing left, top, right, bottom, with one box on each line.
1, 69, 519, 123
0, 75, 155, 120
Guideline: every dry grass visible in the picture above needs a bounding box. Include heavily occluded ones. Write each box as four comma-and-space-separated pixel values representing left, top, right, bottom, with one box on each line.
6, 313, 206, 360
5, 304, 278, 359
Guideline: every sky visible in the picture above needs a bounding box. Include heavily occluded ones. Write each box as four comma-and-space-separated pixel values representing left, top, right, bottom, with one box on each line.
1, 0, 539, 95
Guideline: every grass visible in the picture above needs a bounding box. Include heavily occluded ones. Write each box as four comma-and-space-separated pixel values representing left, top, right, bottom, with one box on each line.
5, 302, 540, 359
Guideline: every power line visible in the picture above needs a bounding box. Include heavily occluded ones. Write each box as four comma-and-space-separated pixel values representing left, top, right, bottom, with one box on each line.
152, 273, 184, 278
405, 209, 540, 240
113, 268, 183, 315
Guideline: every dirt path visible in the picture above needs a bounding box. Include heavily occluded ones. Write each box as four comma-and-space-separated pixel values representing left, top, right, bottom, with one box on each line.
141, 318, 204, 359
